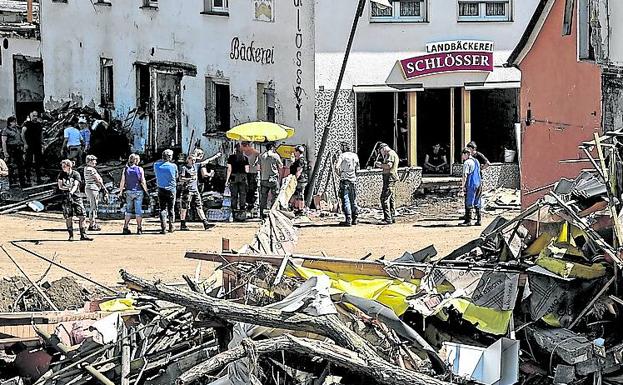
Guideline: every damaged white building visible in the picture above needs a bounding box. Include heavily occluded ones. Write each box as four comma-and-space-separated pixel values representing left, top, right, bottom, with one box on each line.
38, 0, 315, 156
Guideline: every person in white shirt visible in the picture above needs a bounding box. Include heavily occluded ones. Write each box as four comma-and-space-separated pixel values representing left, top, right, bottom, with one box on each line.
335, 142, 360, 226
62, 120, 84, 166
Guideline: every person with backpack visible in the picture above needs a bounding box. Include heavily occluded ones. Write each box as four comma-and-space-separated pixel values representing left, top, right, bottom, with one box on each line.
118, 153, 148, 235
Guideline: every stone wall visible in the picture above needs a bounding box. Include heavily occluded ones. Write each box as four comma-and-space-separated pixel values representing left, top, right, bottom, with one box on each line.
451, 162, 520, 190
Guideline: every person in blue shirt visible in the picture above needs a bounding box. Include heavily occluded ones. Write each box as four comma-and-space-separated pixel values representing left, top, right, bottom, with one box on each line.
62, 120, 84, 166
154, 149, 178, 234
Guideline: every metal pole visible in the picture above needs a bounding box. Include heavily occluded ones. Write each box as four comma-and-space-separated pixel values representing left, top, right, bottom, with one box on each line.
305, 0, 366, 207
10, 241, 117, 294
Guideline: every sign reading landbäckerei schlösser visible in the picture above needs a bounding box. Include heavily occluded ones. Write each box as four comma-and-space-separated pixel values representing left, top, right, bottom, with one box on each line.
400, 40, 495, 79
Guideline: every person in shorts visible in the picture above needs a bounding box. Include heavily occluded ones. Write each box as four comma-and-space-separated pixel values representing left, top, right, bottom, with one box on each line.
179, 151, 221, 230
57, 159, 92, 241
83, 155, 109, 231
118, 153, 148, 235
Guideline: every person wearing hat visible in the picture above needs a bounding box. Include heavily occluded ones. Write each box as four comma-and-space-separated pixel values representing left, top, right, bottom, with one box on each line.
374, 143, 399, 225
289, 145, 309, 211
62, 119, 84, 166
83, 154, 109, 231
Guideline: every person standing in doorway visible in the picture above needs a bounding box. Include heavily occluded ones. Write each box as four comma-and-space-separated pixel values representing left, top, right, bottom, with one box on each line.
375, 143, 399, 225
62, 120, 83, 166
119, 153, 148, 235
57, 159, 92, 241
460, 148, 482, 226
22, 110, 44, 185
241, 141, 260, 211
259, 142, 283, 218
225, 144, 250, 221
179, 151, 220, 230
154, 149, 178, 234
335, 142, 360, 226
1, 116, 26, 187
83, 155, 109, 231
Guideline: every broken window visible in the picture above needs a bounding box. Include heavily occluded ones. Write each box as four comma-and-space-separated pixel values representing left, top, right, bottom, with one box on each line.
458, 0, 512, 21
578, 0, 595, 61
204, 0, 229, 14
205, 77, 230, 133
257, 82, 276, 123
100, 58, 114, 108
136, 64, 150, 113
370, 0, 427, 22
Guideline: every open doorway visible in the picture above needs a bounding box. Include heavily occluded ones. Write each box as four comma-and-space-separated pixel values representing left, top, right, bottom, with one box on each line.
355, 92, 408, 168
470, 88, 519, 162
13, 55, 44, 123
417, 89, 451, 175
152, 71, 182, 152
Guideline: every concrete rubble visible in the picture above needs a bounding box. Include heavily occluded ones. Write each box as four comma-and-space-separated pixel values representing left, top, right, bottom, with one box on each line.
3, 130, 623, 385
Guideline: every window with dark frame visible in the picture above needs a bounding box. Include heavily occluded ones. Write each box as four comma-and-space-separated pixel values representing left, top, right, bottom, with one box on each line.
257, 82, 276, 123
370, 0, 426, 22
141, 0, 158, 8
100, 58, 114, 108
206, 78, 230, 133
458, 0, 512, 21
136, 64, 150, 113
204, 0, 229, 14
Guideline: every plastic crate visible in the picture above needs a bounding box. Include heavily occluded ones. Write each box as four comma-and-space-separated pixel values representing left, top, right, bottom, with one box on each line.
207, 208, 231, 222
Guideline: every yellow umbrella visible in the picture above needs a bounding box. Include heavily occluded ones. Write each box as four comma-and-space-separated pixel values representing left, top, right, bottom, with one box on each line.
225, 121, 295, 142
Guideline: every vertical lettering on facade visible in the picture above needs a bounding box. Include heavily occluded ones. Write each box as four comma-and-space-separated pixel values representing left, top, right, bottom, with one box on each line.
293, 0, 303, 121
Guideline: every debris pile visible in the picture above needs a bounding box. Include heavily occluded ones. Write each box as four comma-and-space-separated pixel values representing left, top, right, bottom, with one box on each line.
4, 131, 623, 385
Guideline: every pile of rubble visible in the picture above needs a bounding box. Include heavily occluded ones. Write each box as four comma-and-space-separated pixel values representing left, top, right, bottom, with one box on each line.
3, 129, 623, 385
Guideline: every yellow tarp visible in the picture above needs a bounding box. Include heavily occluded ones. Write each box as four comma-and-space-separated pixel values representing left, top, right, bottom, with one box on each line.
535, 256, 607, 279
287, 265, 419, 316
99, 298, 135, 312
287, 265, 512, 334
436, 298, 512, 335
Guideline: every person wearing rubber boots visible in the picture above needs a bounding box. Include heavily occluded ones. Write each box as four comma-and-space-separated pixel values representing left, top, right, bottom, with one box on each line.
154, 149, 178, 234
460, 148, 482, 226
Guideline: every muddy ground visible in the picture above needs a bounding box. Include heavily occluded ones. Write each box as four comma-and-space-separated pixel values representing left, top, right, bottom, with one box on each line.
0, 203, 510, 286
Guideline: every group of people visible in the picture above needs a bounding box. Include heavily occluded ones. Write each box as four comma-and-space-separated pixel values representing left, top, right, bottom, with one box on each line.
333, 140, 490, 227
0, 110, 98, 191
1, 111, 47, 188
54, 139, 312, 241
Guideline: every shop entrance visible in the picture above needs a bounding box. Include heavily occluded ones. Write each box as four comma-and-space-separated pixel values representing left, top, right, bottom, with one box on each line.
356, 92, 408, 168
417, 89, 451, 175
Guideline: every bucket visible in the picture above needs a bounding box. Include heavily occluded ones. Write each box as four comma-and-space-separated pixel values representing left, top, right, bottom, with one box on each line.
504, 149, 516, 163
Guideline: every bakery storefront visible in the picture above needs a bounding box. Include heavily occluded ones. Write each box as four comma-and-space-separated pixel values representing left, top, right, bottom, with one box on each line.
355, 40, 520, 183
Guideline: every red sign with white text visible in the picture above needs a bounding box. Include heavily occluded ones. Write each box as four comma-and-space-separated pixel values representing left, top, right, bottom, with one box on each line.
400, 51, 494, 79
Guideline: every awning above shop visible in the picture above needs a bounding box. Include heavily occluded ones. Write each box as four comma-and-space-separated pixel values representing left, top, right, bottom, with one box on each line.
316, 51, 520, 92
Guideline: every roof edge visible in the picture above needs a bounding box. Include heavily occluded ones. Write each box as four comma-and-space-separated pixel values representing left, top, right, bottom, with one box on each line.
506, 0, 555, 67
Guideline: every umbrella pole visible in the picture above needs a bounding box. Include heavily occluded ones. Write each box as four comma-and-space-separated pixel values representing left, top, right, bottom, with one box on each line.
305, 0, 366, 207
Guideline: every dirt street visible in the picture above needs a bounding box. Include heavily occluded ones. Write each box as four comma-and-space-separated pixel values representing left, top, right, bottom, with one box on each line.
0, 211, 496, 285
